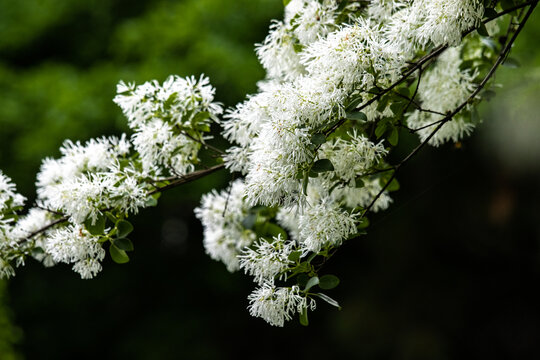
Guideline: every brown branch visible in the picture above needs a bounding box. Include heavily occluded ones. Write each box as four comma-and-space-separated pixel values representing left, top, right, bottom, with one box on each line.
147, 163, 225, 195
21, 163, 225, 242
25, 216, 69, 240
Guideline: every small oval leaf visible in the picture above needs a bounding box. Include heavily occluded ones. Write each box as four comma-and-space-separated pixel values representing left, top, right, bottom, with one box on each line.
299, 306, 309, 326
114, 238, 134, 251
116, 220, 134, 238
311, 159, 334, 173
84, 215, 106, 236
319, 275, 340, 290
109, 244, 130, 264
311, 133, 326, 145
305, 276, 319, 292
346, 111, 368, 121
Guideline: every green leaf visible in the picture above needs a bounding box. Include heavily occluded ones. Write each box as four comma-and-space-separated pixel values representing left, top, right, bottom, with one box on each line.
145, 196, 158, 207
84, 215, 106, 236
480, 37, 497, 50
265, 223, 288, 239
302, 171, 309, 195
501, 0, 516, 11
376, 96, 389, 112
484, 8, 498, 19
387, 178, 400, 192
311, 159, 334, 173
357, 217, 370, 230
390, 101, 406, 114
313, 293, 341, 310
477, 24, 489, 37
288, 251, 302, 263
346, 111, 368, 121
471, 107, 481, 123
283, 0, 291, 6
105, 212, 117, 223
191, 111, 211, 125
355, 178, 365, 188
346, 96, 363, 111
297, 274, 310, 288
396, 87, 410, 98
114, 238, 134, 251
388, 127, 399, 146
311, 133, 326, 145
242, 213, 257, 230
109, 244, 130, 264
503, 57, 520, 68
375, 122, 388, 139
116, 220, 134, 238
319, 275, 340, 290
305, 276, 319, 291
299, 306, 309, 326
31, 247, 45, 257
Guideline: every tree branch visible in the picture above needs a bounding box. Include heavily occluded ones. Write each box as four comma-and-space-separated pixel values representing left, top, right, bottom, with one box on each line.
360, 1, 538, 218
22, 163, 225, 242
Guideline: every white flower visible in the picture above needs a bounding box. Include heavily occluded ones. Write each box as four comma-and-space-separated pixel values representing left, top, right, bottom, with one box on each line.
247, 282, 315, 327
298, 198, 357, 253
407, 46, 478, 146
386, 0, 484, 52
322, 131, 387, 183
0, 258, 15, 279
195, 179, 255, 272
114, 75, 222, 176
256, 21, 305, 82
36, 136, 149, 225
239, 235, 295, 285
0, 170, 25, 216
333, 177, 394, 212
44, 224, 106, 279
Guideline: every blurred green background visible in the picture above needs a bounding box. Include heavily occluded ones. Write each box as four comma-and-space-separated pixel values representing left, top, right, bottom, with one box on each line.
1, 1, 540, 358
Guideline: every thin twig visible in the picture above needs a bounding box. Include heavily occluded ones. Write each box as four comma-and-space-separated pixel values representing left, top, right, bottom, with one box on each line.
22, 163, 225, 242
360, 1, 538, 218
148, 163, 225, 195
323, 0, 535, 140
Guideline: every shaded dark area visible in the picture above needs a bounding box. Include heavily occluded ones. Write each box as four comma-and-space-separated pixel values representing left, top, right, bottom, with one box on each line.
1, 1, 540, 359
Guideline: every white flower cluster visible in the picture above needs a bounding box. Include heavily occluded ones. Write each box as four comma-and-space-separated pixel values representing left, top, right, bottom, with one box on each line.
239, 234, 295, 285
114, 75, 223, 175
322, 131, 387, 182
407, 46, 478, 146
194, 180, 256, 272
0, 0, 504, 327
256, 0, 338, 82
45, 224, 106, 279
200, 0, 492, 326
247, 283, 316, 327
0, 171, 26, 278
37, 136, 146, 225
385, 0, 484, 54
1, 74, 224, 280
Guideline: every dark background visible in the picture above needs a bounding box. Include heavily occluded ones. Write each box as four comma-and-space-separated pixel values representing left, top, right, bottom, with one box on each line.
1, 0, 540, 358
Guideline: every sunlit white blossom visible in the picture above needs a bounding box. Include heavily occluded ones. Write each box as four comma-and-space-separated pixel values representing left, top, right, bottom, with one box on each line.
44, 224, 106, 279
239, 235, 295, 285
